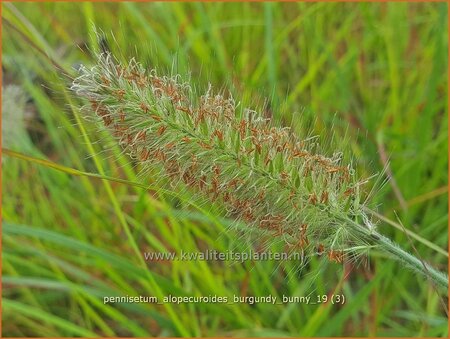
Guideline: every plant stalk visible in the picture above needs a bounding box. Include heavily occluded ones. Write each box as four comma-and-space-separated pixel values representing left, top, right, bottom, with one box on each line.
5, 150, 448, 289
373, 232, 448, 289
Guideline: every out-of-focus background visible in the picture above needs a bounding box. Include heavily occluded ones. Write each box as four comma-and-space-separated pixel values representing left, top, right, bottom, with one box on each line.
2, 2, 448, 337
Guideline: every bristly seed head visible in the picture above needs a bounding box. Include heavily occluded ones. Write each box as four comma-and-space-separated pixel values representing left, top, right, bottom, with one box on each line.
72, 53, 374, 264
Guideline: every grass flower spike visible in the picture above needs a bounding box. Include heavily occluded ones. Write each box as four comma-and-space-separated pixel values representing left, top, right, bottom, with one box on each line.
72, 53, 448, 288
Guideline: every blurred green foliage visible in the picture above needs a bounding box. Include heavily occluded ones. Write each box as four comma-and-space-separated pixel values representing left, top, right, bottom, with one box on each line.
2, 2, 448, 337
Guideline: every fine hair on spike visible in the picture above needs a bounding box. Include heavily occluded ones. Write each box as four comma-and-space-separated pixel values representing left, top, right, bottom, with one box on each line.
71, 51, 448, 288
71, 52, 373, 266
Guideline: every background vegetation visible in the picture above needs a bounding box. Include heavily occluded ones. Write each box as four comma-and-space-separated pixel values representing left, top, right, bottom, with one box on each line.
2, 2, 448, 337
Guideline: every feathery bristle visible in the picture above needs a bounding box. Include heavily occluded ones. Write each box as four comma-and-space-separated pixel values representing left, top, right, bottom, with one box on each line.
72, 53, 374, 263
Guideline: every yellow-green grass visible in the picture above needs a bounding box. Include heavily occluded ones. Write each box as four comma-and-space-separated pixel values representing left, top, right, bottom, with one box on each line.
2, 2, 448, 337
